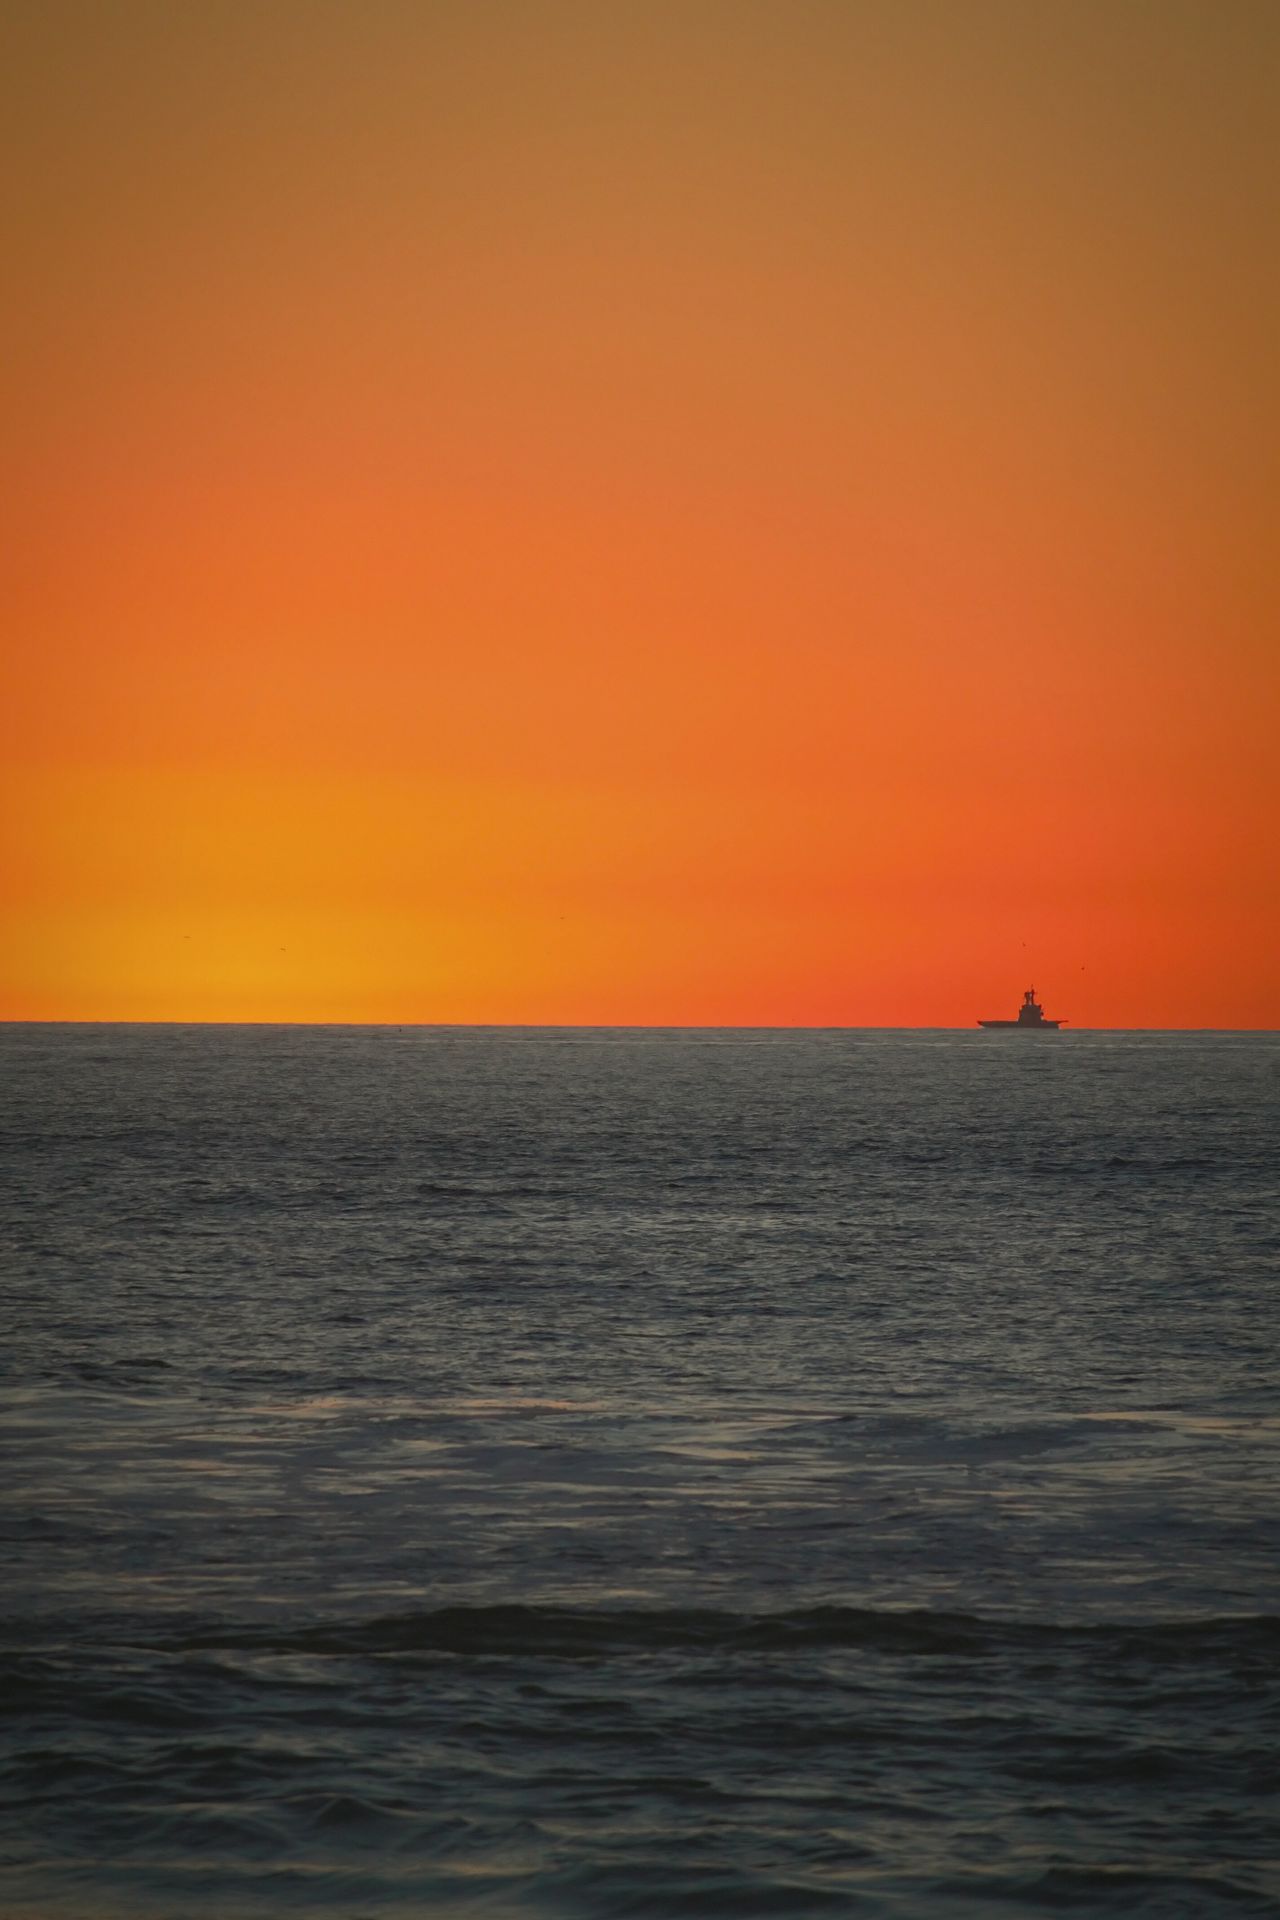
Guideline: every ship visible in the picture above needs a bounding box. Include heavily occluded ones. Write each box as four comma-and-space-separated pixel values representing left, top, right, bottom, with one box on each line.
978, 986, 1064, 1030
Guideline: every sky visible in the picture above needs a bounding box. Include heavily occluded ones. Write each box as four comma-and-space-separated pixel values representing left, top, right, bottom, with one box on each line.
3, 0, 1276, 1026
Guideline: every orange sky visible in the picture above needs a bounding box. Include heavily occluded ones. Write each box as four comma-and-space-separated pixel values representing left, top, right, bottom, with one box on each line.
3, 0, 1276, 1025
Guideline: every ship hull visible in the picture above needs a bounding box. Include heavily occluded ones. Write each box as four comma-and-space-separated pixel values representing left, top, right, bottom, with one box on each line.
977, 1019, 1062, 1030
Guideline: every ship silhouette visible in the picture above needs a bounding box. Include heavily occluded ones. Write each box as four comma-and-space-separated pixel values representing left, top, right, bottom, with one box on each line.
978, 986, 1064, 1030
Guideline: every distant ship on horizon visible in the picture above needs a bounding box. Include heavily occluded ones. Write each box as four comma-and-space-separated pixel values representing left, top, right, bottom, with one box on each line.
978, 986, 1064, 1031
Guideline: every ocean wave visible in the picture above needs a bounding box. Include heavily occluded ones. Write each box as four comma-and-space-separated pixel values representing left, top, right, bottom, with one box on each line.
159, 1604, 1280, 1663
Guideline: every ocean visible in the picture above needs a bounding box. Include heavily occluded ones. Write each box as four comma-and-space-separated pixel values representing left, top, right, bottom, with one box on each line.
2, 1024, 1277, 1918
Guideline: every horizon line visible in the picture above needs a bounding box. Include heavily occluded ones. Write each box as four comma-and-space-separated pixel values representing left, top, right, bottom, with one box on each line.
2, 1019, 1276, 1035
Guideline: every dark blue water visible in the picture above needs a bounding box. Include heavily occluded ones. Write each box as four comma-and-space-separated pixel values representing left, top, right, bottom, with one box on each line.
2, 1026, 1278, 1917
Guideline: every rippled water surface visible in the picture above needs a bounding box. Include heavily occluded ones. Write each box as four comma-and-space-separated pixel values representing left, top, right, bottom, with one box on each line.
2, 1025, 1278, 1916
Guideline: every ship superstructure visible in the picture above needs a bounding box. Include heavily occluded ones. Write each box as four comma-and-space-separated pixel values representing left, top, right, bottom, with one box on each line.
978, 987, 1064, 1030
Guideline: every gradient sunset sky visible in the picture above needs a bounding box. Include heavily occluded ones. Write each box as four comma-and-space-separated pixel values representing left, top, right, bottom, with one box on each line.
4, 0, 1276, 1026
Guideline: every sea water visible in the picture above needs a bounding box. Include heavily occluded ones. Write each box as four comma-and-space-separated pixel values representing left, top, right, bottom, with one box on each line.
2, 1024, 1277, 1918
